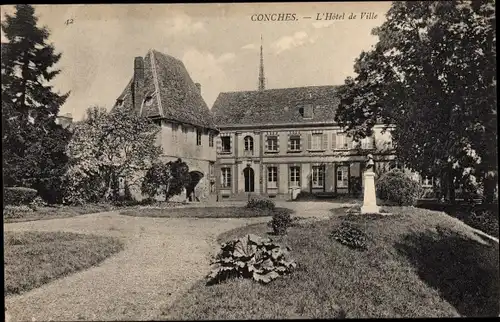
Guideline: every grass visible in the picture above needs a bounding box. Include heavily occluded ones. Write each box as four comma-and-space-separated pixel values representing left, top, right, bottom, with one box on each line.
161, 207, 499, 319
4, 231, 124, 296
3, 204, 119, 223
119, 207, 294, 218
417, 200, 499, 238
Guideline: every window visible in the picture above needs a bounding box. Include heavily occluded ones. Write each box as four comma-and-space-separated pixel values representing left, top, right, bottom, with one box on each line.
182, 125, 189, 134
289, 166, 300, 187
337, 166, 348, 188
221, 167, 231, 188
361, 137, 374, 149
221, 136, 231, 153
421, 176, 433, 187
268, 166, 278, 189
336, 133, 349, 150
311, 133, 322, 150
144, 96, 153, 107
289, 136, 301, 151
312, 166, 324, 188
209, 132, 214, 147
266, 136, 278, 152
244, 136, 254, 152
209, 162, 215, 177
196, 128, 202, 146
303, 104, 314, 119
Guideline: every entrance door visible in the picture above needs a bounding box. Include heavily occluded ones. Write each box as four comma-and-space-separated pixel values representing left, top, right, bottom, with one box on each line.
336, 165, 349, 191
243, 167, 255, 192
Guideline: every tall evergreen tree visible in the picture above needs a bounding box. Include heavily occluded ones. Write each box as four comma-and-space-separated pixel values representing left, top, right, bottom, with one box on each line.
2, 5, 71, 203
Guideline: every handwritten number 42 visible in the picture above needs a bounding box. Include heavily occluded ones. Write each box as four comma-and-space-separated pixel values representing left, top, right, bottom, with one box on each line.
65, 19, 74, 25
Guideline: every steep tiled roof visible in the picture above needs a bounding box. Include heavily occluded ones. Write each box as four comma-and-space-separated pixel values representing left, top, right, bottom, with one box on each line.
212, 85, 341, 126
112, 50, 218, 131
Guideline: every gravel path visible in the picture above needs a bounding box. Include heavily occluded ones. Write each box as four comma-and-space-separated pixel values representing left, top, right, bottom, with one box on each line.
4, 201, 350, 321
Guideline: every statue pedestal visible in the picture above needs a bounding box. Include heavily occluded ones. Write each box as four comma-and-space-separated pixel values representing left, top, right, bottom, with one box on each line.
361, 170, 380, 214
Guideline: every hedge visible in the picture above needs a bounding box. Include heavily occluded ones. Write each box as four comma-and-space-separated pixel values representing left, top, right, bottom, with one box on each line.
4, 187, 38, 206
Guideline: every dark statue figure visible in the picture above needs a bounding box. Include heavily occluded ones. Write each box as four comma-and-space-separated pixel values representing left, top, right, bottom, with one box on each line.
366, 154, 375, 171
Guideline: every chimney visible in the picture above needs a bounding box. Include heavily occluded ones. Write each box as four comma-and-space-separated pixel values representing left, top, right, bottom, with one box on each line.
195, 83, 201, 93
133, 56, 144, 112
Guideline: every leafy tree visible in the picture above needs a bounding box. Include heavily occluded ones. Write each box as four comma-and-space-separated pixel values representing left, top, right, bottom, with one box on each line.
64, 106, 162, 204
335, 1, 496, 203
141, 159, 190, 201
2, 4, 72, 203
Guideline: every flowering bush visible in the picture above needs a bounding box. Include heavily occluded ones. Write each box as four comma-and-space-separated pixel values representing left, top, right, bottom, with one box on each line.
247, 197, 275, 210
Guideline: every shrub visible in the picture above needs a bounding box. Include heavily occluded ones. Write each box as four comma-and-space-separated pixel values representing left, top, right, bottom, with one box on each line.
207, 234, 296, 285
3, 205, 33, 219
29, 196, 47, 210
330, 222, 368, 250
141, 159, 190, 201
246, 197, 275, 210
376, 169, 423, 206
4, 187, 38, 206
268, 209, 293, 235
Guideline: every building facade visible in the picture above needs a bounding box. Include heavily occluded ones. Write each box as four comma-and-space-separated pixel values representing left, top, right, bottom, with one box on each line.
112, 49, 219, 201
212, 85, 406, 200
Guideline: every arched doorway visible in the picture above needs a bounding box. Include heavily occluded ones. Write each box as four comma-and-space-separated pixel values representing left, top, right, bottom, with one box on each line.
243, 167, 255, 192
186, 170, 204, 201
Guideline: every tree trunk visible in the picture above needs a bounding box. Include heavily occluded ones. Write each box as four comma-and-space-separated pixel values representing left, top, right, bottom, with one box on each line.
483, 171, 497, 204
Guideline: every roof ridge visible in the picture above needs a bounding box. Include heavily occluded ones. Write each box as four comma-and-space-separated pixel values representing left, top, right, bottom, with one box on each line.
218, 85, 339, 95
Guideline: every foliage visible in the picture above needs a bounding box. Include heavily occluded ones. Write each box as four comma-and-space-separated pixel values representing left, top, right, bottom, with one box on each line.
334, 1, 497, 203
247, 197, 276, 210
268, 209, 293, 235
3, 205, 33, 219
4, 187, 38, 206
63, 106, 161, 204
207, 234, 297, 285
2, 5, 72, 203
141, 158, 190, 201
376, 169, 423, 206
29, 196, 48, 210
330, 222, 368, 251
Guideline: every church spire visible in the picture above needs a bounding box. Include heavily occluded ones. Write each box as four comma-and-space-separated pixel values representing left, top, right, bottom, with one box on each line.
258, 34, 266, 91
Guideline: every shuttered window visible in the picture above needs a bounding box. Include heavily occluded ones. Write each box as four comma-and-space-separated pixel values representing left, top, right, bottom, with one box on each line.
221, 168, 231, 187
309, 133, 327, 151
289, 135, 301, 151
221, 136, 231, 153
209, 132, 214, 147
289, 166, 300, 187
312, 165, 324, 188
267, 166, 278, 188
266, 135, 279, 152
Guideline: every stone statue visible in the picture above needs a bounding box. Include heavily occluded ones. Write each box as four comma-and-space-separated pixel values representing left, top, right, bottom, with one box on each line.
366, 154, 375, 171
361, 153, 380, 214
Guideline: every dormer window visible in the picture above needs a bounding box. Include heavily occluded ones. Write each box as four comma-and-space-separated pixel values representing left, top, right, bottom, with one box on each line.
144, 95, 153, 107
303, 104, 313, 119
116, 99, 124, 107
299, 105, 313, 119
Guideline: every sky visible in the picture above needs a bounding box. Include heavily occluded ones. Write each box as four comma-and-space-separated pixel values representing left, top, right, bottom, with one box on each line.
1, 2, 392, 121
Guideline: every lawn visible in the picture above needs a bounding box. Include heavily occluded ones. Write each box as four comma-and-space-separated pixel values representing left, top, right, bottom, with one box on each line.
4, 231, 124, 296
161, 207, 499, 319
3, 204, 119, 223
119, 206, 294, 218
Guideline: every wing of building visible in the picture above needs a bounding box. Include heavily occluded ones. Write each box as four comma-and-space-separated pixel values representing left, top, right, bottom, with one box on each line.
112, 49, 219, 202
212, 85, 403, 200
